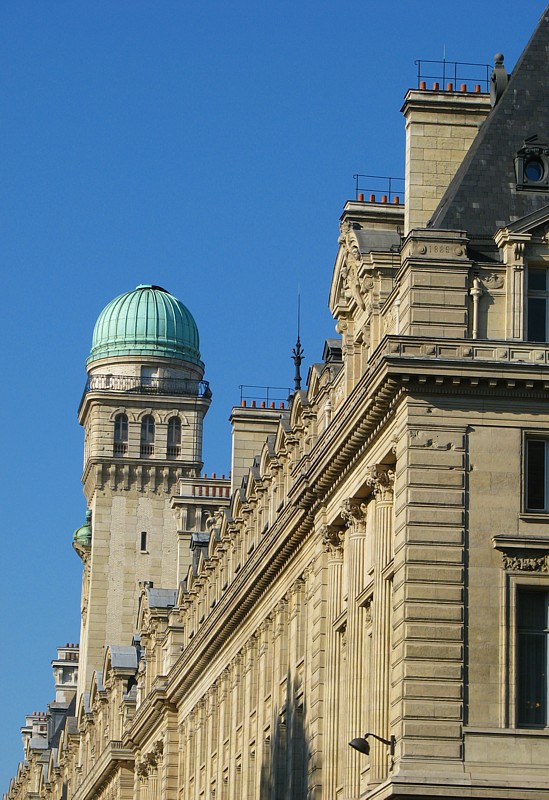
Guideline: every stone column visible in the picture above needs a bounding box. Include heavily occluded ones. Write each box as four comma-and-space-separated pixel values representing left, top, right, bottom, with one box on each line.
184, 718, 194, 799
204, 688, 216, 798
242, 637, 256, 796
321, 523, 345, 799
366, 466, 395, 784
228, 656, 242, 800
288, 578, 306, 798
273, 598, 289, 800
216, 670, 230, 799
194, 700, 205, 800
255, 618, 271, 793
341, 499, 368, 800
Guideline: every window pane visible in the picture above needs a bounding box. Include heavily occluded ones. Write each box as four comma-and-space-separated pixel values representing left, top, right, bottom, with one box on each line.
518, 631, 546, 725
528, 298, 547, 341
529, 268, 547, 291
518, 590, 546, 629
114, 414, 128, 443
168, 417, 181, 445
527, 439, 546, 510
141, 416, 155, 443
517, 591, 547, 727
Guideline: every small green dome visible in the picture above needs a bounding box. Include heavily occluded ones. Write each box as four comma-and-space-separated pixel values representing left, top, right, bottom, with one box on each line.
87, 285, 203, 367
73, 510, 92, 549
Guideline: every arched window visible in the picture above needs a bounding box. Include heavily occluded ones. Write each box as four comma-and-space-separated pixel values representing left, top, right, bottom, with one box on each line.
113, 414, 128, 456
167, 416, 181, 458
140, 415, 155, 457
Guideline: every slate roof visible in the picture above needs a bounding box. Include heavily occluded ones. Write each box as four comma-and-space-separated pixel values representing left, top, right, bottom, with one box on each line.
109, 646, 139, 670
355, 229, 401, 253
430, 6, 549, 238
65, 717, 79, 736
146, 587, 177, 609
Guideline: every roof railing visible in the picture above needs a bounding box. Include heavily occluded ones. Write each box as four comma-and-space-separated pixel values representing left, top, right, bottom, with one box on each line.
239, 385, 291, 407
415, 59, 491, 92
352, 174, 405, 204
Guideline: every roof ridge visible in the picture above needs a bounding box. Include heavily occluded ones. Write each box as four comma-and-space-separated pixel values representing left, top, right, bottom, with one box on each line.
429, 5, 549, 239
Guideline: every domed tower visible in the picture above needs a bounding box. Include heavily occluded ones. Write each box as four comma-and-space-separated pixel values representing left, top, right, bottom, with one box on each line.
76, 285, 211, 695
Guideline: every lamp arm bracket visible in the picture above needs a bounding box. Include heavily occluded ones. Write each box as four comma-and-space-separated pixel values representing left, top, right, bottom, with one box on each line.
363, 733, 396, 755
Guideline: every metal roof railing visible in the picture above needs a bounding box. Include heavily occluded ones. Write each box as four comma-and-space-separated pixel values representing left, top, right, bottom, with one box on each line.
352, 174, 405, 203
239, 385, 291, 406
415, 59, 491, 92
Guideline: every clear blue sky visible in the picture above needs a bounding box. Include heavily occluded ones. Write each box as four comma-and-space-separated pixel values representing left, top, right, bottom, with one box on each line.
1, 0, 546, 789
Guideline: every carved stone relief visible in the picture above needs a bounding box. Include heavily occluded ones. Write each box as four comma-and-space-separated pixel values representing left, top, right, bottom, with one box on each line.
502, 550, 549, 572
480, 273, 505, 290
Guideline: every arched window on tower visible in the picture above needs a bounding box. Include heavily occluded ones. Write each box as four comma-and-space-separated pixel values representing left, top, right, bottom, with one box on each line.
140, 415, 155, 458
114, 413, 128, 456
167, 416, 181, 458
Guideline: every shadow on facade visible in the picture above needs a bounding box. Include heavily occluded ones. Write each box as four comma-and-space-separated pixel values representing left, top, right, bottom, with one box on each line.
260, 675, 310, 799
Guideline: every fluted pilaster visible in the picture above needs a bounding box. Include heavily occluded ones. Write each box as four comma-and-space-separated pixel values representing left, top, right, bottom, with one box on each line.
341, 499, 368, 800
322, 523, 345, 799
366, 466, 395, 784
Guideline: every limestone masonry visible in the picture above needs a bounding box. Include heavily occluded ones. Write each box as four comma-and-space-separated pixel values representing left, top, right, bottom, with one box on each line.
7, 7, 549, 800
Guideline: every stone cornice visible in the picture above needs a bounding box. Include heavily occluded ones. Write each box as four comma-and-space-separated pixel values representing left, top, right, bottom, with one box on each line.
70, 741, 133, 800
125, 679, 175, 747
81, 458, 196, 490
301, 333, 549, 488
287, 332, 549, 518
165, 501, 311, 705
133, 331, 549, 753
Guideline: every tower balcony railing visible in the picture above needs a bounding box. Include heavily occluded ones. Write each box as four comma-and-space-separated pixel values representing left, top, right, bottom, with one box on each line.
80, 374, 211, 410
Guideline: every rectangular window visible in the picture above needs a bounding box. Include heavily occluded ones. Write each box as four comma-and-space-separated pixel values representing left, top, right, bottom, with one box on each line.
141, 367, 158, 391
527, 267, 549, 342
526, 438, 549, 511
140, 531, 147, 552
517, 589, 548, 726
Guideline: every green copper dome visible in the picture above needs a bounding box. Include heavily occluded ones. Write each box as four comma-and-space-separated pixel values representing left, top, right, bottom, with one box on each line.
73, 510, 92, 550
87, 285, 203, 367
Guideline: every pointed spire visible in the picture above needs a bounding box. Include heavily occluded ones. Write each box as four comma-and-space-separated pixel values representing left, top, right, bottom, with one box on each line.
292, 291, 304, 391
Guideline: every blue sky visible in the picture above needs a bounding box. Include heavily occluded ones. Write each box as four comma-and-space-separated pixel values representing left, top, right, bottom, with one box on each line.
1, 0, 547, 789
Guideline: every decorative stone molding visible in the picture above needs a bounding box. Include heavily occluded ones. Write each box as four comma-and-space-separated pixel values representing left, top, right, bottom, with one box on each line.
480, 273, 505, 290
136, 758, 148, 779
340, 498, 367, 532
502, 551, 549, 572
335, 222, 375, 312
321, 524, 344, 554
365, 465, 395, 501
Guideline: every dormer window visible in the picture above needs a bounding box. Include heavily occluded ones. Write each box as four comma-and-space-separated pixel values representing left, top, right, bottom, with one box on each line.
114, 413, 128, 456
515, 139, 549, 191
140, 415, 155, 458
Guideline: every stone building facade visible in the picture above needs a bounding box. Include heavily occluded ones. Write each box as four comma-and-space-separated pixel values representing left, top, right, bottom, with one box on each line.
7, 7, 549, 800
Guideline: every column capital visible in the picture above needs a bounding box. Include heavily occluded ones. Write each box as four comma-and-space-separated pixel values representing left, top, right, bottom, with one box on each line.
321, 524, 345, 554
340, 498, 368, 531
365, 465, 395, 501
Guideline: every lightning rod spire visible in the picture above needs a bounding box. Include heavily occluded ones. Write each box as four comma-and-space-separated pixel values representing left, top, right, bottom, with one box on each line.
292, 289, 304, 391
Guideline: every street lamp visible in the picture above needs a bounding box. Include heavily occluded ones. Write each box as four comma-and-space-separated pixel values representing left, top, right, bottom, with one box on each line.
349, 733, 396, 756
